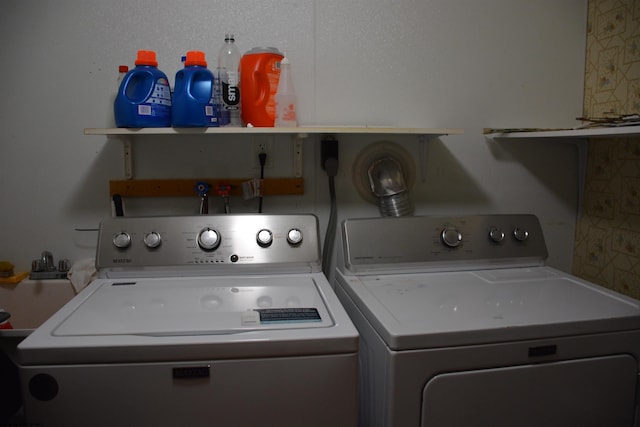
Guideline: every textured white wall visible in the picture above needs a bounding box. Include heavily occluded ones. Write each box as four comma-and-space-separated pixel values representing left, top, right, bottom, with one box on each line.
0, 0, 586, 274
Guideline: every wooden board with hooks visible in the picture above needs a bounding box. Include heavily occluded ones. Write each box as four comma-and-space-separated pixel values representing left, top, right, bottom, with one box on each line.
109, 178, 304, 197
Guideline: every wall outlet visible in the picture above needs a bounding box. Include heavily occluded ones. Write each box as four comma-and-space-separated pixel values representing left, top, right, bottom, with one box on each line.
252, 137, 274, 169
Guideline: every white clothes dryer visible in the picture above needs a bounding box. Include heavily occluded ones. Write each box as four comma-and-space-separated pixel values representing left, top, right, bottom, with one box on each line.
334, 214, 640, 427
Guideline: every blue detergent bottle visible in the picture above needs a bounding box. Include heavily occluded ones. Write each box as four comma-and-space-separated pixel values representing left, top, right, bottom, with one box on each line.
114, 50, 172, 127
172, 51, 218, 127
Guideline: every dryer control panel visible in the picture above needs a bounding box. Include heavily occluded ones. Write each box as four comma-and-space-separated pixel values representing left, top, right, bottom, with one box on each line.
96, 214, 321, 274
341, 214, 548, 273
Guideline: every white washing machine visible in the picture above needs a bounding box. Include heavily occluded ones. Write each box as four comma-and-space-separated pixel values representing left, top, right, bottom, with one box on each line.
19, 214, 358, 427
334, 214, 640, 427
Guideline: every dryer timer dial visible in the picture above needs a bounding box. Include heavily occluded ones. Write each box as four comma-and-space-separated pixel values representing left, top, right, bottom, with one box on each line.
440, 227, 462, 248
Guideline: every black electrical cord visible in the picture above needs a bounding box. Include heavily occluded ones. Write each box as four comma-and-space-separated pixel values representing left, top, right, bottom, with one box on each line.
258, 152, 267, 213
321, 156, 339, 276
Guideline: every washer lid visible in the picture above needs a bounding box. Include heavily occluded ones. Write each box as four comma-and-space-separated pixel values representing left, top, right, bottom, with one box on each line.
53, 275, 334, 337
337, 266, 640, 350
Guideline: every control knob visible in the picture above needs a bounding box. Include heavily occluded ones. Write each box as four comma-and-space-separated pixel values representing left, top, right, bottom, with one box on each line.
287, 228, 303, 246
198, 227, 220, 251
143, 231, 162, 248
112, 232, 131, 249
489, 227, 505, 243
513, 227, 529, 242
440, 227, 462, 248
256, 229, 273, 247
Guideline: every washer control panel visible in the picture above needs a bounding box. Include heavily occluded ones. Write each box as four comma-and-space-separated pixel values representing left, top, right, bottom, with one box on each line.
342, 214, 548, 273
97, 214, 319, 270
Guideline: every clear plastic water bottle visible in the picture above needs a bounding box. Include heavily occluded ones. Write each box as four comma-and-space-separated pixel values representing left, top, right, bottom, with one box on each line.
214, 67, 228, 126
217, 34, 241, 126
110, 65, 128, 127
274, 54, 298, 127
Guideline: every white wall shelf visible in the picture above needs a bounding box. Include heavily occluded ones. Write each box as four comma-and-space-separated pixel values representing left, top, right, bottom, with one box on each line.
86, 127, 464, 179
485, 126, 640, 139
85, 126, 464, 137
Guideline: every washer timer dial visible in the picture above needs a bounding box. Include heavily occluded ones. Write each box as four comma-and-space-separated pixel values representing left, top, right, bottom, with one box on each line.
197, 227, 220, 251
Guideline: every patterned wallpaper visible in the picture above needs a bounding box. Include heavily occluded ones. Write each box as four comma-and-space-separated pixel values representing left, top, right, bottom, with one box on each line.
573, 0, 640, 299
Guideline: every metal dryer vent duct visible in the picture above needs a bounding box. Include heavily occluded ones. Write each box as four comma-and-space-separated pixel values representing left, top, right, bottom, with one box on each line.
367, 157, 413, 217
353, 141, 415, 217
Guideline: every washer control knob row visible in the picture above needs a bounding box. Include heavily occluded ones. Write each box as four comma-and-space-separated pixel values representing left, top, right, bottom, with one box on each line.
113, 232, 131, 249
198, 227, 220, 251
143, 231, 162, 248
513, 227, 529, 242
257, 229, 273, 247
287, 228, 303, 246
440, 227, 462, 248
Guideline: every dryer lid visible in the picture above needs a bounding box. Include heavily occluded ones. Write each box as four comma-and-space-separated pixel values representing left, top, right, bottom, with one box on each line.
337, 266, 640, 350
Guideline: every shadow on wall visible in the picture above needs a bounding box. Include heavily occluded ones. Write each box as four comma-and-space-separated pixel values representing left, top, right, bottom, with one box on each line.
62, 137, 123, 251
417, 138, 489, 208
64, 137, 123, 218
486, 137, 580, 210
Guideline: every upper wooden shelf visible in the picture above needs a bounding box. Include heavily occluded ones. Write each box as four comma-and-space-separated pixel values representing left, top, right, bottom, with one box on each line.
484, 126, 640, 139
84, 126, 464, 137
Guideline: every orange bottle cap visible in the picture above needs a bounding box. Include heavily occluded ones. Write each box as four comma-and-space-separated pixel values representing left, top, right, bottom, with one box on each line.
135, 50, 158, 67
184, 50, 207, 67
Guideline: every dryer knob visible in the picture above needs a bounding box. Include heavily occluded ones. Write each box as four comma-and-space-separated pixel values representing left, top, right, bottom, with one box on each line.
513, 227, 529, 242
440, 227, 462, 248
143, 231, 162, 248
489, 227, 505, 243
198, 228, 220, 251
287, 228, 303, 246
113, 232, 131, 249
256, 229, 273, 247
